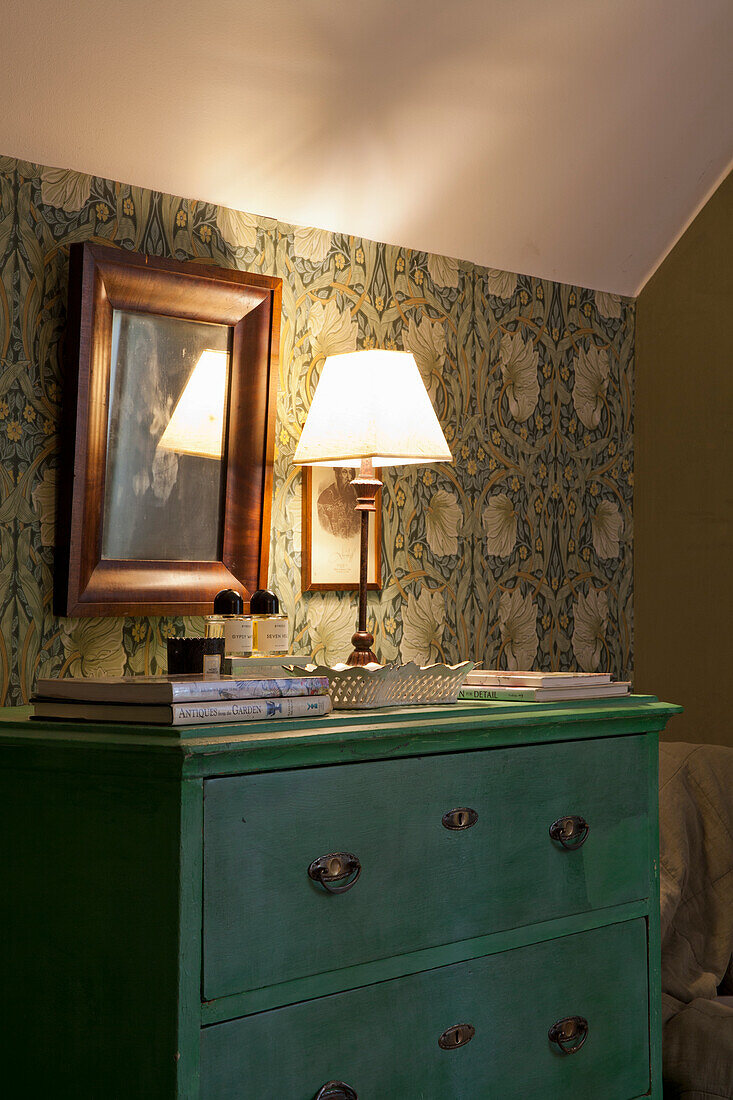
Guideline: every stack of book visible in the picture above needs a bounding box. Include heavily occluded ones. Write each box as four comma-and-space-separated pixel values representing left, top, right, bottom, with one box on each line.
458, 670, 630, 703
32, 673, 332, 726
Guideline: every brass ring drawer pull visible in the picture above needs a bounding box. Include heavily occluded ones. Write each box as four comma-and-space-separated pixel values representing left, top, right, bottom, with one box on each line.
308, 852, 362, 894
442, 807, 478, 830
549, 815, 590, 849
438, 1023, 475, 1050
314, 1082, 358, 1099
548, 1015, 588, 1054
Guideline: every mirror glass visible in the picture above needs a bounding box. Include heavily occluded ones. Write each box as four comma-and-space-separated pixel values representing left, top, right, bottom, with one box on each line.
102, 310, 231, 561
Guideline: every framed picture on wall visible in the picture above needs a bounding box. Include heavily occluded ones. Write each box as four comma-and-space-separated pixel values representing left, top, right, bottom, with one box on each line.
55, 242, 282, 616
302, 466, 382, 591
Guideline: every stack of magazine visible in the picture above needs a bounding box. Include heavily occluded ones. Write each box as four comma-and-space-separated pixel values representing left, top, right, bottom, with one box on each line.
32, 673, 332, 726
458, 670, 630, 703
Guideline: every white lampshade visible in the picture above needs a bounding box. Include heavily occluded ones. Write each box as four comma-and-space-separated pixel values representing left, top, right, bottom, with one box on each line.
293, 349, 452, 467
158, 349, 228, 459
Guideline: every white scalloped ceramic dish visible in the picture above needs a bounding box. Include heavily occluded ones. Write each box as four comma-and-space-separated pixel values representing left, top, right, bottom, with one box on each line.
289, 661, 475, 709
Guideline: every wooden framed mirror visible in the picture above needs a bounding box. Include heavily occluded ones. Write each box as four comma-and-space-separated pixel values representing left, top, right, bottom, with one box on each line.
55, 242, 281, 616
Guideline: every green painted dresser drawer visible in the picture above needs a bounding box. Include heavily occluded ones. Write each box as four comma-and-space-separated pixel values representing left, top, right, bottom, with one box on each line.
200, 917, 650, 1099
202, 734, 648, 1000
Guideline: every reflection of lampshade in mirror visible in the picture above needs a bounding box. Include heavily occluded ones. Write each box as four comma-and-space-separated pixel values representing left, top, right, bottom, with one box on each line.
157, 349, 228, 459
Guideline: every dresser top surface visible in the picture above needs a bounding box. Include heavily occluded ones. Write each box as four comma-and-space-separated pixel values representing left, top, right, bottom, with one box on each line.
0, 697, 681, 778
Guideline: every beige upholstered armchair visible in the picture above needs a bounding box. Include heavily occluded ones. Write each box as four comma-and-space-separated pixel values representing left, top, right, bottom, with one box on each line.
659, 743, 733, 1099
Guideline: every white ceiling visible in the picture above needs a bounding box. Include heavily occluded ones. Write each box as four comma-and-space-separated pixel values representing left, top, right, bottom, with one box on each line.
3, 0, 732, 295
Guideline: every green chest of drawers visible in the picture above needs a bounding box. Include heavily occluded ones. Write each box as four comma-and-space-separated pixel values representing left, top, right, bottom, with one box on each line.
0, 696, 679, 1098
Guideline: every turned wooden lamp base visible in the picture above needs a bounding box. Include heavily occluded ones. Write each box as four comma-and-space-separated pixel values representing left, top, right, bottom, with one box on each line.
346, 458, 382, 667
347, 631, 378, 666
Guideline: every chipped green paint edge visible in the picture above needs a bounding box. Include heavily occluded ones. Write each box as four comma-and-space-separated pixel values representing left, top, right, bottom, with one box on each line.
0, 699, 682, 783
647, 732, 663, 1099
201, 899, 651, 1025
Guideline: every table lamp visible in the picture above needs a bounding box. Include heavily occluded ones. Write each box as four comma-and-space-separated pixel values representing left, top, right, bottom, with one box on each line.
294, 348, 452, 665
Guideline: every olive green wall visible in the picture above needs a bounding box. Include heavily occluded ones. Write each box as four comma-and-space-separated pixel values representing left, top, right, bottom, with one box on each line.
636, 169, 733, 746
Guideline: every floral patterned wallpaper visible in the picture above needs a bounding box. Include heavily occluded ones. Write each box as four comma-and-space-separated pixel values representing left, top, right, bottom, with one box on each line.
0, 155, 634, 703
